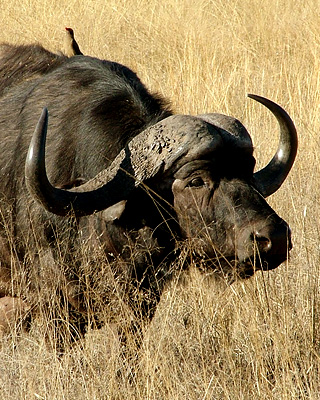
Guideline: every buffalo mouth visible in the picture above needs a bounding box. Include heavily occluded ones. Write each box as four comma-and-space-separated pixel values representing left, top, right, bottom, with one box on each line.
199, 252, 288, 282
238, 252, 288, 278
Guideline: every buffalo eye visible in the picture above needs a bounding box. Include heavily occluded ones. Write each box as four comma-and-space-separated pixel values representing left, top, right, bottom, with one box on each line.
187, 177, 205, 188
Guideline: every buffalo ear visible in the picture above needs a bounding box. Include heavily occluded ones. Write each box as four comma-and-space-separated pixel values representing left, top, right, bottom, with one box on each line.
102, 200, 127, 222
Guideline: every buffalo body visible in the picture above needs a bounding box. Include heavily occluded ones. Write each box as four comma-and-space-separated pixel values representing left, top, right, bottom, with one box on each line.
0, 44, 297, 331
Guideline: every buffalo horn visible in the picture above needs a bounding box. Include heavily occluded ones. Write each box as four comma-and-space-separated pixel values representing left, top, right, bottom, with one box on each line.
25, 112, 219, 216
25, 96, 297, 216
25, 108, 138, 216
249, 94, 298, 197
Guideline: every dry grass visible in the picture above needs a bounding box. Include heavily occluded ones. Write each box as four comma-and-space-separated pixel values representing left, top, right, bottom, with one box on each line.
0, 0, 320, 398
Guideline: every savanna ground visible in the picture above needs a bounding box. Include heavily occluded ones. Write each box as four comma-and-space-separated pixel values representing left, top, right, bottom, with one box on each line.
0, 0, 319, 398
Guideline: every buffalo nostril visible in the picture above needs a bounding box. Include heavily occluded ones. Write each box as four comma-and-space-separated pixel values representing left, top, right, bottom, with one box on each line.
251, 222, 291, 257
252, 232, 272, 253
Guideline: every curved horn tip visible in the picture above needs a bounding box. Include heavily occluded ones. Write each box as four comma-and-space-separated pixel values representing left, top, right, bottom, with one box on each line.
247, 93, 260, 99
39, 107, 49, 124
248, 94, 298, 198
27, 107, 49, 163
34, 107, 49, 139
247, 93, 270, 104
247, 94, 294, 118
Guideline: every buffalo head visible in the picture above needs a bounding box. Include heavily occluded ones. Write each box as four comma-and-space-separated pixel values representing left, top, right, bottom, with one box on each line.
25, 94, 297, 283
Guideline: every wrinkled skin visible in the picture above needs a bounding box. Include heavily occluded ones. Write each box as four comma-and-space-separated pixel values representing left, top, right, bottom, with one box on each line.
172, 167, 291, 281
169, 128, 292, 281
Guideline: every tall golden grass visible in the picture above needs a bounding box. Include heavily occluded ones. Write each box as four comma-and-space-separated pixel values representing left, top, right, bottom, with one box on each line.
0, 0, 319, 398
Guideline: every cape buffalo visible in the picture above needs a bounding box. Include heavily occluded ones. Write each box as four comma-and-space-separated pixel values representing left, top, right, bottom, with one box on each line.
0, 44, 297, 336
